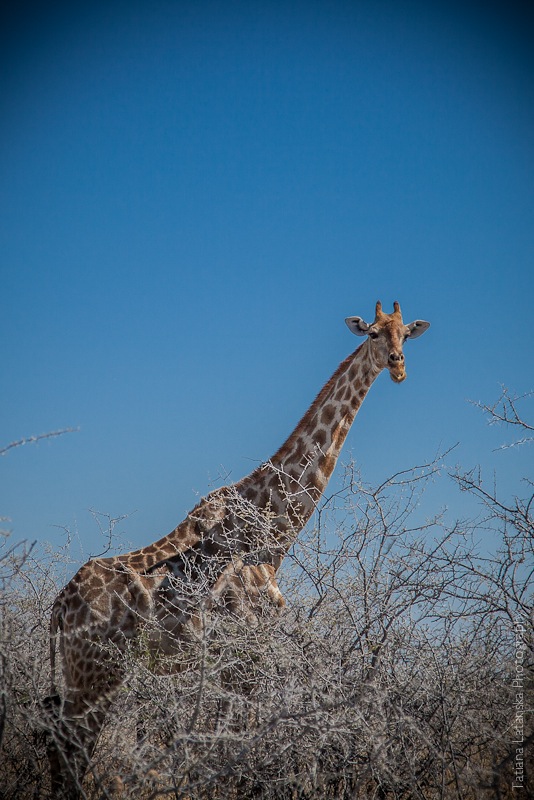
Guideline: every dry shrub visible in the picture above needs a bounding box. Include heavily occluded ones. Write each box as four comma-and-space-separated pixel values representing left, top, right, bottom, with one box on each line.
1, 393, 532, 799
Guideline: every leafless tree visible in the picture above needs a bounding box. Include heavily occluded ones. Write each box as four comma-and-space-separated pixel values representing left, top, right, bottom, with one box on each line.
0, 399, 532, 799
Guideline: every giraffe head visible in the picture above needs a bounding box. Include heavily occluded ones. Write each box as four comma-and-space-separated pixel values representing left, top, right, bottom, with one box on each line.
345, 301, 430, 383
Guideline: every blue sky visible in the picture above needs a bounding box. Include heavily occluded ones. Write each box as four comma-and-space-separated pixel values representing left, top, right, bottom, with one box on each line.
2, 0, 533, 560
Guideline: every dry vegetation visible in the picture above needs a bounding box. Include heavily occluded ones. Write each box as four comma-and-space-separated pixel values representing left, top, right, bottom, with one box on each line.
1, 390, 532, 799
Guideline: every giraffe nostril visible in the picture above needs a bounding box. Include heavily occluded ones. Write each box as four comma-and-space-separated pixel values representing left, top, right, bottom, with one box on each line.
389, 352, 404, 363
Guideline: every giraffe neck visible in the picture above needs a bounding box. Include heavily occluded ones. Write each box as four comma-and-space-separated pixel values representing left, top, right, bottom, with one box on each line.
238, 338, 382, 548
125, 339, 382, 570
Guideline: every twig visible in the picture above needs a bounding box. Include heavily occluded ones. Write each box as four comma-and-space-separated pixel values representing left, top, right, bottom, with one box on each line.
0, 428, 79, 457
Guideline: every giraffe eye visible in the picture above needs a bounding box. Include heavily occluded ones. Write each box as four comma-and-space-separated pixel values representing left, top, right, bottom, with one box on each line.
368, 331, 379, 340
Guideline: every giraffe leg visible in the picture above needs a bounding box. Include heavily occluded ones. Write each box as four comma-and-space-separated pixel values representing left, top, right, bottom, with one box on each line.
46, 691, 114, 800
42, 694, 66, 797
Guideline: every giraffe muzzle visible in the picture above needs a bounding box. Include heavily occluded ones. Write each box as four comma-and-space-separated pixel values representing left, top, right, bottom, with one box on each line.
388, 352, 406, 383
390, 369, 407, 383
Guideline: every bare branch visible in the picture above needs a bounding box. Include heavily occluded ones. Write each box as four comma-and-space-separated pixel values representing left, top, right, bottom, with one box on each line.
471, 386, 533, 450
0, 428, 79, 457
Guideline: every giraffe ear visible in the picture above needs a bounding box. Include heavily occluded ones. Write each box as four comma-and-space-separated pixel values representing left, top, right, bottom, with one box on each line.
406, 320, 430, 339
345, 316, 370, 336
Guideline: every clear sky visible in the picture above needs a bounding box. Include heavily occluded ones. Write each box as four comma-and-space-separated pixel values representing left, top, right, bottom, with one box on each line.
2, 0, 533, 560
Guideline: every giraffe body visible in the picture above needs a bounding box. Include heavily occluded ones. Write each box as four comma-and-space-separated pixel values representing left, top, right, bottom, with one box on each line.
46, 301, 429, 797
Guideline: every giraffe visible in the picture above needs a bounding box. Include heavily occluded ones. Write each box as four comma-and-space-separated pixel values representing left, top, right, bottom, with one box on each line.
45, 300, 429, 798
